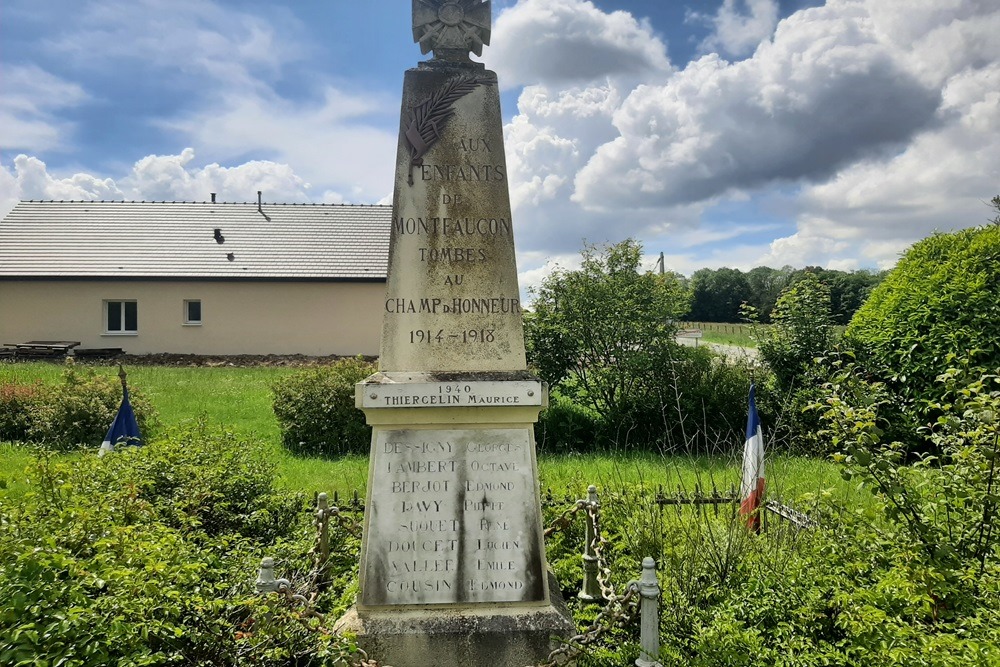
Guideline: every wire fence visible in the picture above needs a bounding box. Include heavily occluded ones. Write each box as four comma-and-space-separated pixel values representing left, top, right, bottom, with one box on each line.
265, 485, 817, 666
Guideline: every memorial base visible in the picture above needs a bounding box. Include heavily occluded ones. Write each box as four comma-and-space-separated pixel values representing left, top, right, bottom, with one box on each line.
334, 573, 575, 667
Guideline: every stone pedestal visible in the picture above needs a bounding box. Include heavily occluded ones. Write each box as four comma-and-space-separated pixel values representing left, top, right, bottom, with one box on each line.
336, 373, 574, 666
335, 571, 572, 667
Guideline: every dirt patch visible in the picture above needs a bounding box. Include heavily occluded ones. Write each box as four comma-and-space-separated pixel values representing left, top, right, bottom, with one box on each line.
5, 353, 377, 368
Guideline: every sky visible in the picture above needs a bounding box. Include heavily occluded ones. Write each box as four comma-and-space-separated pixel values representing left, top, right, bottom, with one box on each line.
2, 0, 998, 292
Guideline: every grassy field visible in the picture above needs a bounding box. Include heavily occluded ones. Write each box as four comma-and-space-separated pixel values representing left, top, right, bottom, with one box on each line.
680, 321, 847, 349
1, 360, 857, 506
680, 322, 758, 348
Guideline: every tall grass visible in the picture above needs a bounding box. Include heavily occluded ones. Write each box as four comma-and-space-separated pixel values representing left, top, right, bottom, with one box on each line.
1, 361, 858, 509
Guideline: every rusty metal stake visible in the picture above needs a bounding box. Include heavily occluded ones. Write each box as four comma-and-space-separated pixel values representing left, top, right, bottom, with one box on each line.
579, 484, 603, 602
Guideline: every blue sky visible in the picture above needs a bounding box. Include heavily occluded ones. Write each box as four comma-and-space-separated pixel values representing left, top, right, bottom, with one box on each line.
2, 0, 998, 290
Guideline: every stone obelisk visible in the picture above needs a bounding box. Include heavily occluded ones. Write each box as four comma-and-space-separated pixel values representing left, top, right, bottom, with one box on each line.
334, 2, 574, 665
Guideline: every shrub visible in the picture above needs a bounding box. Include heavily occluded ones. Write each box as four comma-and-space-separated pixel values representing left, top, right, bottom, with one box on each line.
0, 381, 40, 442
535, 390, 601, 453
846, 223, 1000, 417
80, 421, 305, 542
542, 479, 1000, 667
525, 239, 691, 416
3, 365, 156, 450
0, 430, 356, 667
272, 357, 375, 457
819, 356, 1000, 604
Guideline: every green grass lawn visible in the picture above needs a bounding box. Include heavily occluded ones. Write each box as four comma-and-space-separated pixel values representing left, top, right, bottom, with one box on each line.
1, 361, 857, 507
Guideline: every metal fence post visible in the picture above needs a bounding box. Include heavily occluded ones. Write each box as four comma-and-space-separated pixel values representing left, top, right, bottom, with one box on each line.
316, 492, 331, 563
579, 484, 603, 601
255, 557, 291, 594
634, 557, 662, 667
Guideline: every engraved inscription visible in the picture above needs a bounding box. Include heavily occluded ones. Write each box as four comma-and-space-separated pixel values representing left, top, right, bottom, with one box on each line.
394, 217, 511, 235
403, 75, 495, 185
360, 428, 546, 606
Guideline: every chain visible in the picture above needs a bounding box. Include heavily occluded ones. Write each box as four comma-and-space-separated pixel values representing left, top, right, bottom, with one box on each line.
543, 498, 589, 537
588, 503, 619, 602
534, 496, 641, 666
535, 584, 640, 667
309, 493, 641, 667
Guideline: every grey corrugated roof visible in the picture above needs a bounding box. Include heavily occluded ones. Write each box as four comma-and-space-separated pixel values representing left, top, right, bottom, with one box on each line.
0, 200, 391, 280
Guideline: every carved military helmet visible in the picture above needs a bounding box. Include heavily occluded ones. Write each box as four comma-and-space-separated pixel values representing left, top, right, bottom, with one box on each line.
413, 0, 492, 61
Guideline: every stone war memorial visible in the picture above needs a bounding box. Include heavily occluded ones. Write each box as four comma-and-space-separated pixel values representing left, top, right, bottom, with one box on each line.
333, 1, 575, 665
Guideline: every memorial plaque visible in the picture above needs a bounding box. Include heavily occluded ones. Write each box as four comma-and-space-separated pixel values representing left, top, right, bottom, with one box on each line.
360, 428, 546, 607
361, 378, 543, 409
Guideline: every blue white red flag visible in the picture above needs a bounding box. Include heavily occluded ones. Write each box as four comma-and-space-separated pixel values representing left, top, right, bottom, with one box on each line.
99, 384, 142, 456
739, 383, 766, 532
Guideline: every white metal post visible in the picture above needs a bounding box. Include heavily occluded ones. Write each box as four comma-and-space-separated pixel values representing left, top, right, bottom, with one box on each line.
634, 557, 662, 667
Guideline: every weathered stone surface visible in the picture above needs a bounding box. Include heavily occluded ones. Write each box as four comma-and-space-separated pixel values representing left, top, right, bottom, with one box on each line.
412, 0, 492, 61
359, 427, 547, 607
338, 6, 574, 664
379, 64, 525, 373
359, 371, 543, 409
335, 571, 575, 667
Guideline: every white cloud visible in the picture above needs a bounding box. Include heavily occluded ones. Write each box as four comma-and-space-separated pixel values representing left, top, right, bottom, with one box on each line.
0, 149, 320, 218
491, 0, 672, 89
574, 2, 941, 210
694, 0, 780, 59
0, 65, 88, 152
765, 61, 1000, 268
48, 0, 305, 91
499, 0, 998, 278
157, 87, 397, 202
121, 148, 313, 203
0, 155, 123, 216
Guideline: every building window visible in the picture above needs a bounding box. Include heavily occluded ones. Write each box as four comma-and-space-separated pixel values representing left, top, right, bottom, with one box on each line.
184, 300, 202, 325
105, 300, 138, 334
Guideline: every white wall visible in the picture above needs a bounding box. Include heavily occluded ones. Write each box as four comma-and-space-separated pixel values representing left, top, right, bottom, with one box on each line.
0, 280, 386, 356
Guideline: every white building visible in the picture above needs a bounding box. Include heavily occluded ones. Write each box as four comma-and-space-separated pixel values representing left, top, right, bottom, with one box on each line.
0, 200, 391, 356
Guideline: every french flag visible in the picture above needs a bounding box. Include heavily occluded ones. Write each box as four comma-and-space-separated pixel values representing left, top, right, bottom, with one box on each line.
739, 384, 765, 532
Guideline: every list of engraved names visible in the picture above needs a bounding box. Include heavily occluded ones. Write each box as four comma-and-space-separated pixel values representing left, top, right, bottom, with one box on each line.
361, 428, 546, 606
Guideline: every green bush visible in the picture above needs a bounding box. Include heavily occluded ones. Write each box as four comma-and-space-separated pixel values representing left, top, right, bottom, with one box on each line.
846, 223, 1000, 418
820, 357, 1000, 590
535, 390, 601, 453
0, 429, 357, 667
272, 357, 375, 457
525, 239, 691, 417
536, 346, 775, 454
542, 480, 1000, 666
8, 364, 156, 450
0, 381, 40, 442
80, 421, 305, 542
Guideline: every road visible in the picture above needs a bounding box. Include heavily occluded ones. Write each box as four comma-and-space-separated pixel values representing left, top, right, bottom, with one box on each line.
676, 337, 759, 361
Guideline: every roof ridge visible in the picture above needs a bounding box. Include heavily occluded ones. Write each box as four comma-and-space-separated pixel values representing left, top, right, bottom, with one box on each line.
19, 199, 391, 207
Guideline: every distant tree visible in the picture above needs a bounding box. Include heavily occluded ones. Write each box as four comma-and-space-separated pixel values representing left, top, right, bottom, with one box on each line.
754, 272, 834, 391
524, 239, 690, 419
796, 267, 883, 325
688, 267, 753, 322
745, 265, 795, 323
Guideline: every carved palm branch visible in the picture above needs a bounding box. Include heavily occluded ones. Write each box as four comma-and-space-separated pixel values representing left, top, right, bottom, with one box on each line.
404, 74, 495, 184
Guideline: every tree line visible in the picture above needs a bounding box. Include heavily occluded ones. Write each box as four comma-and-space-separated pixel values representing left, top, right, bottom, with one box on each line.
684, 265, 885, 324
